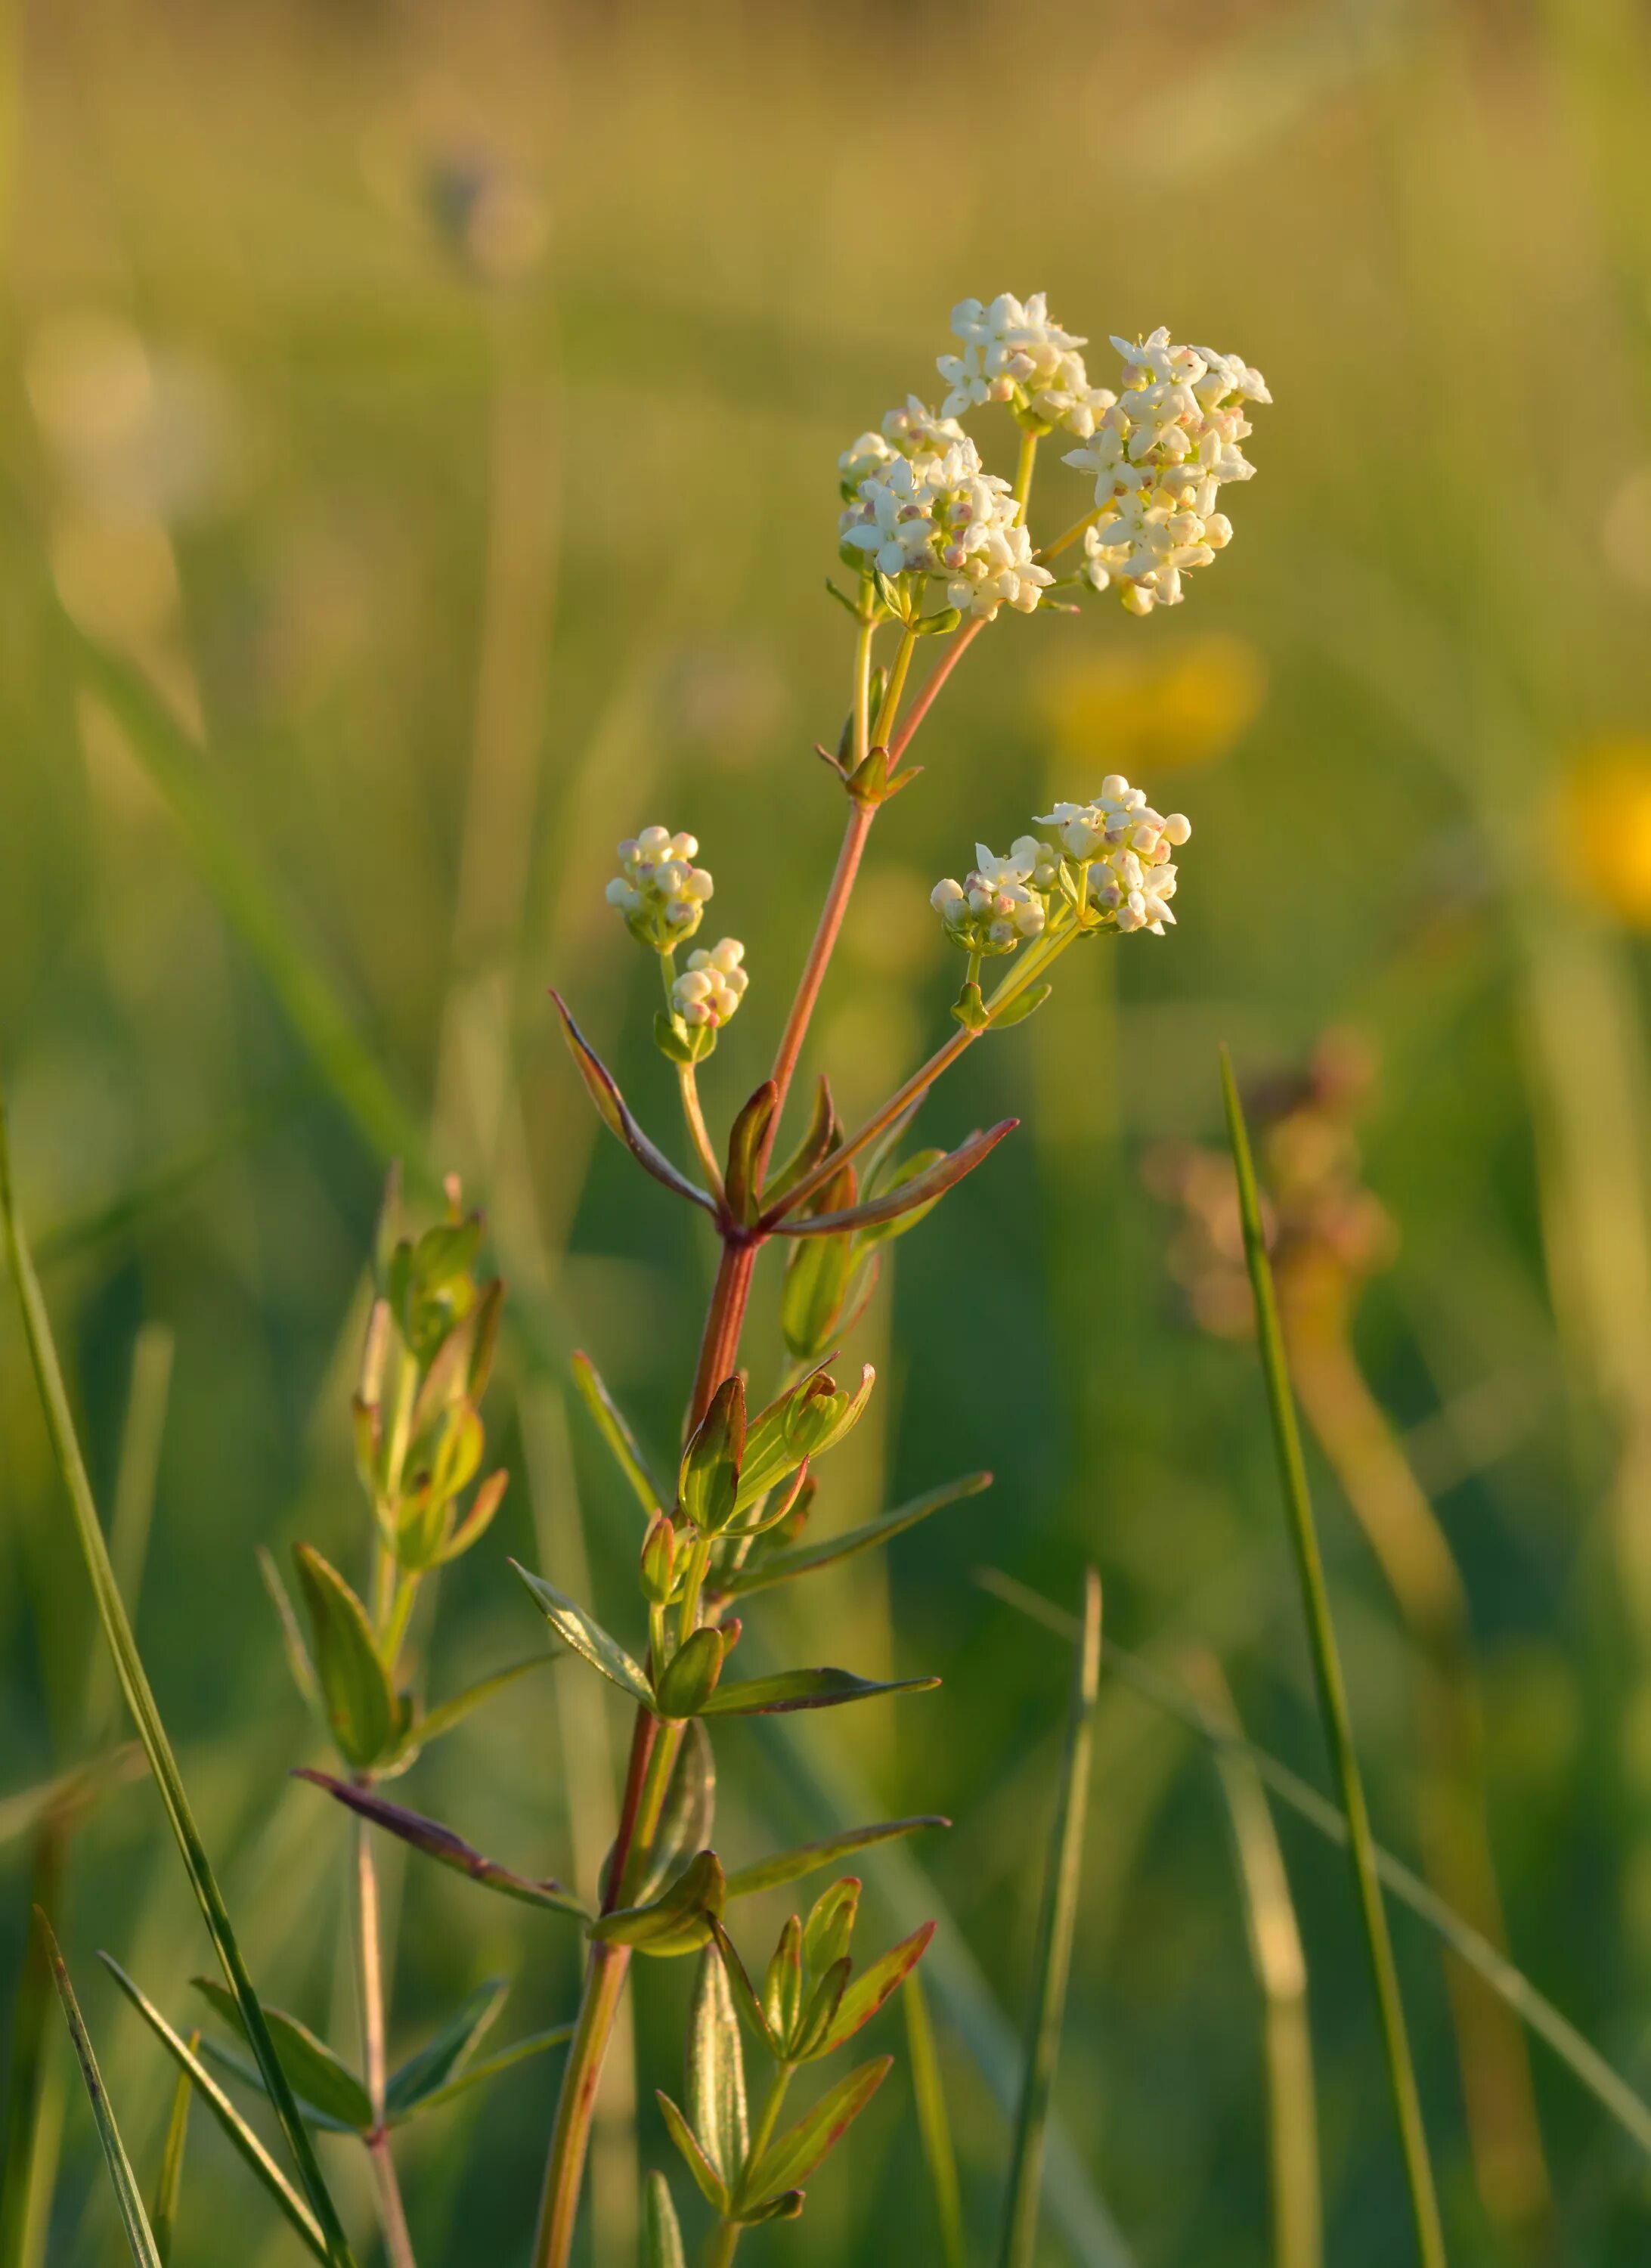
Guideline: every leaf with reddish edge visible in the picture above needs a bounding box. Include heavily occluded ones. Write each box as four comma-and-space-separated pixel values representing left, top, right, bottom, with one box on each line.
821, 1923, 937, 2052
766, 1122, 1018, 1237
723, 1817, 949, 1901
549, 991, 717, 1214
765, 1076, 841, 1207
739, 2058, 892, 2211
723, 1080, 778, 1224
293, 1770, 587, 1918
656, 2091, 729, 2213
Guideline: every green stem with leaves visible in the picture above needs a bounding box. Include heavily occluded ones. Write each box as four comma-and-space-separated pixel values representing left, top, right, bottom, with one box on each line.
705, 2068, 793, 2268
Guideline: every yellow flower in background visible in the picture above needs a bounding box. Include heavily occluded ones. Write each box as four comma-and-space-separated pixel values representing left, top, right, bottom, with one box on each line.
1563, 737, 1651, 927
1040, 632, 1265, 777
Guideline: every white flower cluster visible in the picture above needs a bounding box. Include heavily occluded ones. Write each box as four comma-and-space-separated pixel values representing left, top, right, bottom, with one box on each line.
931, 838, 1058, 956
606, 826, 714, 951
1064, 329, 1268, 615
837, 395, 968, 494
838, 432, 1053, 621
937, 293, 1114, 439
671, 937, 748, 1028
1039, 776, 1191, 934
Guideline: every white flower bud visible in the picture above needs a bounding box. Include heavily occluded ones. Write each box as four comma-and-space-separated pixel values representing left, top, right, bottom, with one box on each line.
609, 825, 716, 952
672, 937, 749, 1030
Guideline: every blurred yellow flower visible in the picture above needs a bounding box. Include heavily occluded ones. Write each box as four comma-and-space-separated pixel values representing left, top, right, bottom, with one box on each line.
1563, 737, 1651, 926
1039, 633, 1265, 777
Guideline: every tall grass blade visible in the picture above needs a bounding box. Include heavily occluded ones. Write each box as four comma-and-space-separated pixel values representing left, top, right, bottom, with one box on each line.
150, 2035, 197, 2264
84, 1321, 174, 1746
0, 1092, 356, 2267
998, 1566, 1102, 2268
1191, 1656, 1321, 2268
36, 1914, 163, 2267
904, 1972, 965, 2268
1221, 1048, 1445, 2268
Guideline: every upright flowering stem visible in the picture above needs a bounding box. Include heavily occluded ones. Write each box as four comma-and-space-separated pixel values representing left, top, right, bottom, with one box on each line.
762, 801, 875, 1160
357, 1814, 417, 2268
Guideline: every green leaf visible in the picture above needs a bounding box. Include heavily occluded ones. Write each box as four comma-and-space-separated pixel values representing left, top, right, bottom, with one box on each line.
720, 1474, 991, 1600
0, 1097, 355, 2266
724, 1817, 949, 1901
988, 982, 1052, 1031
706, 1923, 783, 2059
764, 1917, 805, 2048
653, 1007, 700, 1065
686, 1942, 748, 2190
765, 1077, 840, 1208
99, 1957, 329, 2261
905, 1976, 965, 2268
398, 1651, 559, 1754
190, 1978, 373, 2133
822, 1923, 936, 2053
853, 1147, 946, 1250
550, 991, 717, 1214
643, 2170, 687, 2268
639, 1720, 717, 1904
150, 2033, 196, 2264
292, 1546, 400, 1770
679, 1376, 745, 1537
772, 1123, 1017, 1239
740, 2188, 807, 2223
999, 1568, 1101, 2268
591, 1850, 726, 1957
802, 1879, 861, 1976
255, 1547, 319, 1710
38, 1916, 163, 2267
293, 1771, 587, 1918
656, 2091, 729, 2213
914, 605, 963, 636
781, 1226, 856, 1365
400, 2021, 575, 2118
742, 2058, 891, 2211
384, 1981, 506, 2119
791, 1957, 852, 2063
724, 1081, 778, 1225
656, 1627, 730, 1719
510, 1563, 653, 1703
698, 1668, 939, 1718
571, 1349, 664, 1517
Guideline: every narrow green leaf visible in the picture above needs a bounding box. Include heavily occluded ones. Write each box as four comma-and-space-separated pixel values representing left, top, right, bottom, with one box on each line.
698, 1668, 939, 1718
765, 1077, 840, 1208
905, 1975, 965, 2268
706, 1923, 783, 2059
802, 1879, 861, 1978
853, 1146, 947, 1250
0, 1099, 355, 2267
999, 1567, 1101, 2268
571, 1351, 664, 1517
400, 2021, 575, 2118
292, 1546, 398, 1771
550, 991, 717, 1214
0, 1833, 61, 2268
37, 1916, 163, 2268
639, 1721, 717, 1904
293, 1771, 587, 1919
384, 1981, 506, 2118
767, 1123, 1017, 1236
150, 2032, 197, 2264
763, 1918, 805, 2050
790, 1955, 851, 2062
399, 1652, 559, 1752
591, 1850, 726, 1957
686, 1942, 748, 2190
190, 1979, 373, 2133
1222, 1048, 1445, 2268
643, 2170, 687, 2268
725, 1817, 949, 1901
822, 1923, 935, 2053
656, 1627, 730, 1718
781, 1227, 856, 1365
679, 1377, 745, 1536
255, 1547, 320, 1711
988, 982, 1052, 1031
742, 2057, 891, 2210
98, 1956, 329, 2261
193, 2037, 356, 2134
656, 2092, 729, 2213
720, 1474, 991, 1600
723, 1081, 778, 1225
510, 1562, 654, 1703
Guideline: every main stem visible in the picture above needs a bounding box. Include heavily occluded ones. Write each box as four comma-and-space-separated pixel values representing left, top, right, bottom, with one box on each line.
705, 2068, 793, 2268
357, 1816, 417, 2268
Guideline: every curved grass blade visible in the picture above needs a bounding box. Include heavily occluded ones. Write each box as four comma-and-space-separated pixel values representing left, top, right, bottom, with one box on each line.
384, 1980, 506, 2118
999, 1566, 1101, 2268
725, 1817, 950, 1901
0, 1100, 356, 2266
36, 1916, 162, 2268
550, 991, 717, 1214
510, 1563, 654, 1703
698, 1667, 938, 1717
396, 2019, 575, 2120
571, 1351, 664, 1517
766, 1123, 1017, 1237
150, 2033, 197, 2264
1222, 1049, 1445, 2268
98, 1955, 329, 2260
293, 1771, 587, 1918
719, 1475, 990, 1600
0, 1833, 63, 2268
905, 1975, 965, 2268
190, 1978, 372, 2132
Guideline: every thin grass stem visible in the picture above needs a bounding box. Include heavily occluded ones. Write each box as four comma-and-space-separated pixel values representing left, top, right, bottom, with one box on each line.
905, 1974, 965, 2268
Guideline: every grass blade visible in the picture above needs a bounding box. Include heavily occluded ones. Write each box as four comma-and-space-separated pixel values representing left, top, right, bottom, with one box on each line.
36, 1915, 163, 2267
1222, 1046, 1445, 2268
0, 1833, 67, 2268
83, 1324, 175, 1747
150, 2032, 197, 2264
904, 1973, 965, 2268
1189, 1655, 1321, 2268
0, 1093, 356, 2267
998, 1566, 1101, 2268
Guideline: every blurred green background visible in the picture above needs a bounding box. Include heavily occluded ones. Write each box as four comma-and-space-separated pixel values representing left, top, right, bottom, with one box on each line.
9, 0, 1651, 2261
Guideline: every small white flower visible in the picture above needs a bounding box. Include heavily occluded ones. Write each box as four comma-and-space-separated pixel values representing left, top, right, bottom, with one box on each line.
933, 837, 1049, 954
672, 937, 748, 1028
609, 827, 714, 951
838, 432, 1054, 621
1035, 779, 1192, 937
881, 395, 967, 457
937, 292, 1116, 440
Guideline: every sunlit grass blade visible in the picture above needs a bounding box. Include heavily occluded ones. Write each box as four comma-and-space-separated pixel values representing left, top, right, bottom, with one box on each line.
1189, 1655, 1321, 2268
0, 1095, 356, 2268
904, 1973, 965, 2268
36, 1914, 163, 2268
99, 1956, 330, 2260
1222, 1045, 1444, 2268
85, 1321, 174, 1746
977, 1563, 1651, 2161
150, 2032, 197, 2264
999, 1566, 1101, 2268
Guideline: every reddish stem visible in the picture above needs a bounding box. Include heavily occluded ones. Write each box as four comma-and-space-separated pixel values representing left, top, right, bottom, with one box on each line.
887, 617, 984, 764
760, 799, 875, 1171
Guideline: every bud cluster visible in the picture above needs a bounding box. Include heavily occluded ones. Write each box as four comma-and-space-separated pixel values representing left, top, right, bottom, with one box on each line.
671, 937, 748, 1030
606, 826, 714, 951
933, 776, 1193, 956
837, 432, 1053, 622
1064, 328, 1269, 615
931, 838, 1056, 955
